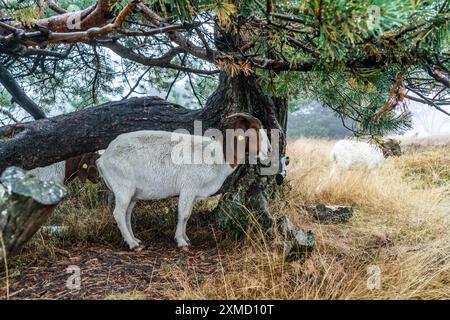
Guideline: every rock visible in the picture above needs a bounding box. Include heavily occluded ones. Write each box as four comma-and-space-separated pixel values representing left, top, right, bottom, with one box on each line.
40, 225, 68, 237
276, 215, 315, 261
303, 204, 353, 224
1, 166, 67, 205
0, 167, 68, 266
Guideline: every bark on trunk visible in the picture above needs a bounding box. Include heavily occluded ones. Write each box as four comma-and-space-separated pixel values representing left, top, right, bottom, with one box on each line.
0, 167, 68, 266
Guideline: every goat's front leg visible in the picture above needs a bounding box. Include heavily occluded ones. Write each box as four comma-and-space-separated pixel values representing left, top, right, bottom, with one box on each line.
175, 193, 195, 249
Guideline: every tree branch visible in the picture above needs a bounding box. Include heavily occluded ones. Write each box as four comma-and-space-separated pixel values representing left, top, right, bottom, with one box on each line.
100, 40, 219, 75
0, 63, 46, 119
33, 0, 113, 33
406, 87, 450, 117
0, 108, 18, 123
122, 67, 151, 99
165, 53, 187, 100
5, 1, 137, 46
44, 0, 67, 14
425, 65, 450, 88
136, 3, 214, 62
187, 72, 204, 108
119, 22, 202, 37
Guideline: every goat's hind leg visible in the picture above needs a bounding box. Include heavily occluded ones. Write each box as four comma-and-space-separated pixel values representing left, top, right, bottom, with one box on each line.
113, 195, 141, 250
126, 200, 142, 245
175, 193, 195, 249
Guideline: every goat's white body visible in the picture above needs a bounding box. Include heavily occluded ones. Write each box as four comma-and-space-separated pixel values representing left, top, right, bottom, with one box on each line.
27, 161, 66, 184
97, 130, 235, 249
330, 140, 385, 170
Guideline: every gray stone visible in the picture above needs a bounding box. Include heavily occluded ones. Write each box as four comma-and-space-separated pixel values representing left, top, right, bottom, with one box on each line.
0, 166, 68, 266
1, 166, 67, 205
303, 204, 353, 224
277, 215, 315, 261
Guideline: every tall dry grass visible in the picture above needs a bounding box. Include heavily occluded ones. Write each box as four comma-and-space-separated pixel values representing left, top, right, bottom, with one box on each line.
167, 139, 449, 299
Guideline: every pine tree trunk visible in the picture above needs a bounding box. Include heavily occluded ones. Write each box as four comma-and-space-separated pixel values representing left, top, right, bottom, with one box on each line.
205, 73, 280, 234
205, 72, 315, 259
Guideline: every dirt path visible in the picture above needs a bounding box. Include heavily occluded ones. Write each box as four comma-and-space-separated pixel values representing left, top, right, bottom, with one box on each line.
2, 243, 224, 300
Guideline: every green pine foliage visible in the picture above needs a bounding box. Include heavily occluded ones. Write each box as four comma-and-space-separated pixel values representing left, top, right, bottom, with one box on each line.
0, 0, 448, 135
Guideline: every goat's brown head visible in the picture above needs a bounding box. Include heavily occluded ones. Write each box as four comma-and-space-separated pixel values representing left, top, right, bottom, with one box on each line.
65, 152, 101, 184
220, 113, 271, 167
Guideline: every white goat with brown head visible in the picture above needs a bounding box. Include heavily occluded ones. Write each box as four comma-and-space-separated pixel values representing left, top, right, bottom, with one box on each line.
97, 113, 272, 250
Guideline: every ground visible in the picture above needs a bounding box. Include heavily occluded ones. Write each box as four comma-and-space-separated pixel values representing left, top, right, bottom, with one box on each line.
6, 243, 224, 299
1, 138, 449, 300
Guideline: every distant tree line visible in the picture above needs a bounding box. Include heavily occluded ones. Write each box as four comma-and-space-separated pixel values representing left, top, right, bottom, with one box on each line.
287, 102, 352, 139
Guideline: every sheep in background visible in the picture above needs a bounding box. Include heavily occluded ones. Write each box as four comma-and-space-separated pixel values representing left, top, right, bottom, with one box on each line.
97, 113, 272, 251
27, 152, 101, 185
330, 139, 401, 170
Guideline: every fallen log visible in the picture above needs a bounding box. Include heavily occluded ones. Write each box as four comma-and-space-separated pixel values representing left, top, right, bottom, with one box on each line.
0, 167, 68, 266
0, 96, 204, 172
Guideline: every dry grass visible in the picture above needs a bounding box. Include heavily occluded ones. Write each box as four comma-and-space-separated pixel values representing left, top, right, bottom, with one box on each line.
399, 133, 450, 149
167, 139, 449, 300
2, 138, 449, 300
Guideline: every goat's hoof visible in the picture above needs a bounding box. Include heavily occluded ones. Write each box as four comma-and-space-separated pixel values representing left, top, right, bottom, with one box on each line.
179, 245, 190, 252
130, 244, 145, 252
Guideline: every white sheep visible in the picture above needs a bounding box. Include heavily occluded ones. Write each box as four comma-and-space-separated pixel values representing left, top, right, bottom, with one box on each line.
97, 113, 271, 250
330, 140, 386, 170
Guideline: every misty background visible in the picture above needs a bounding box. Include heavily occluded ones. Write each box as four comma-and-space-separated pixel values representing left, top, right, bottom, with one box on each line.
286, 100, 450, 139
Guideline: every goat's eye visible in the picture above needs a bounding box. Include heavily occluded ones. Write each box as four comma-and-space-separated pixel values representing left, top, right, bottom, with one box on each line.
82, 163, 88, 169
